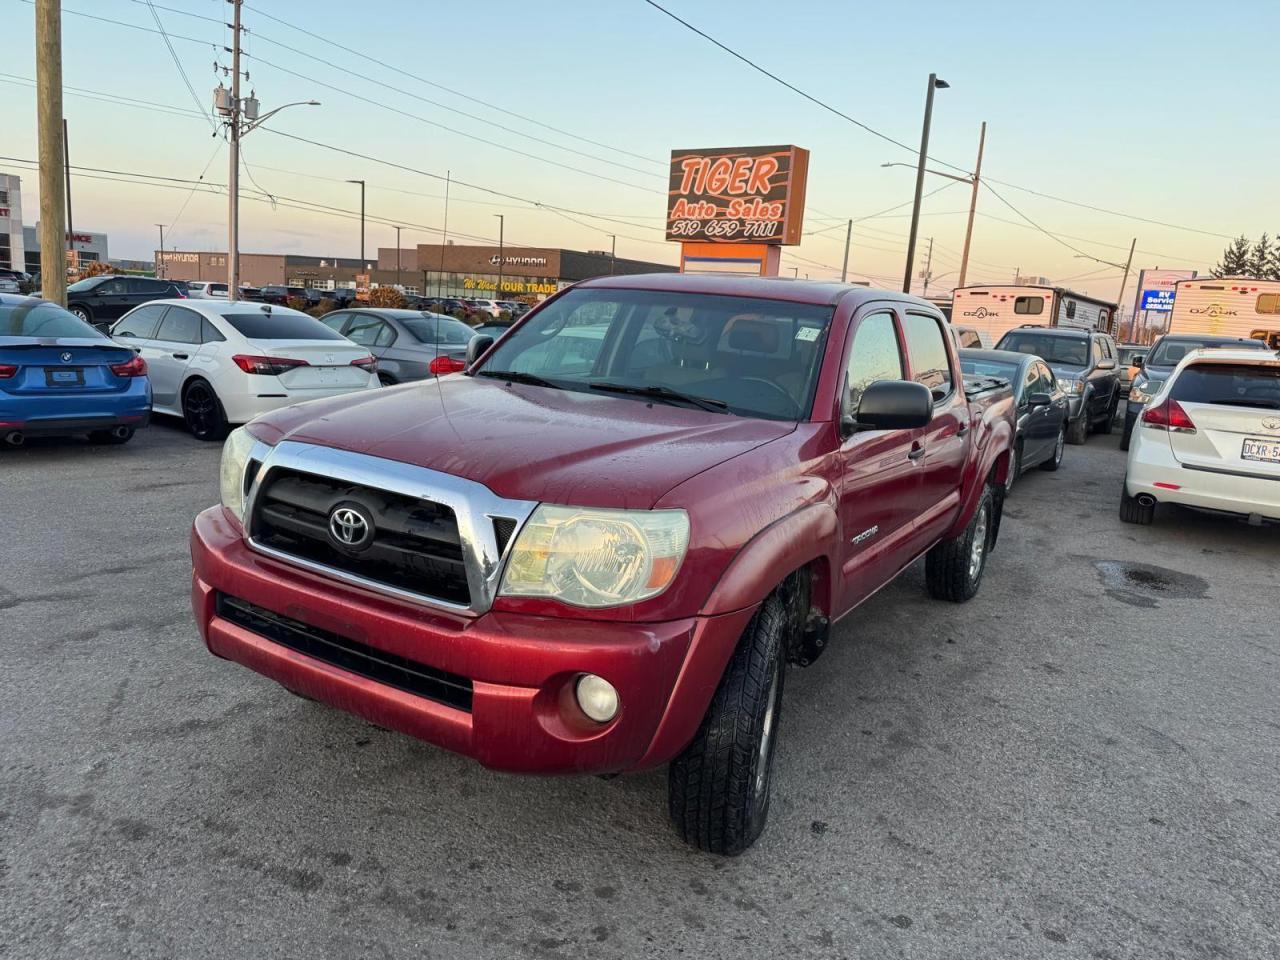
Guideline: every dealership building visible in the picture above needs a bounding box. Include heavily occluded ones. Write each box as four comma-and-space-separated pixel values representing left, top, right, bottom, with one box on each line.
156, 244, 676, 298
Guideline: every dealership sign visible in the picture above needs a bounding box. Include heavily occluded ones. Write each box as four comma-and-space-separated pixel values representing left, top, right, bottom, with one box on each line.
1140, 289, 1176, 312
666, 145, 809, 245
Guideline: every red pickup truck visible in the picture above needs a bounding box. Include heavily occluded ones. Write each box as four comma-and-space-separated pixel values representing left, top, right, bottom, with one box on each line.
191, 274, 1014, 854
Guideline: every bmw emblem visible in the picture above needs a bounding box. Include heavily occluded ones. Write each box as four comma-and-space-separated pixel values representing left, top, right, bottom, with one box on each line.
327, 503, 373, 549
60, 352, 73, 363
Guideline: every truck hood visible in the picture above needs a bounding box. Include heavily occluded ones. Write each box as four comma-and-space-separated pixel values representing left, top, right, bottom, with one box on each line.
251, 375, 796, 509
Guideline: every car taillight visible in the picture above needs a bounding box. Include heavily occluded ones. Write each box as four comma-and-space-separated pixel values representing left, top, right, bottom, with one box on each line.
351, 355, 378, 373
232, 354, 309, 375
0, 364, 17, 379
1141, 398, 1196, 432
428, 356, 466, 375
109, 355, 148, 377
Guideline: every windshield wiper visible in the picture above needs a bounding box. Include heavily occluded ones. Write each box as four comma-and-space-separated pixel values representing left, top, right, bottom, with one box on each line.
475, 369, 561, 389
588, 381, 728, 412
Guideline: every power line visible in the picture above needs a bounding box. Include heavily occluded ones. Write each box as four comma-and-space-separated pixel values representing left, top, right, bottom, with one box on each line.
142, 0, 217, 132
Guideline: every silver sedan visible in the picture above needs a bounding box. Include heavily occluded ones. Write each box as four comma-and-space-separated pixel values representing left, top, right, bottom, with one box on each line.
318, 309, 477, 384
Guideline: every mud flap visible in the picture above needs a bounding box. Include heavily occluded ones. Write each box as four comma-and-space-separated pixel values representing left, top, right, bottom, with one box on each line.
989, 483, 1005, 551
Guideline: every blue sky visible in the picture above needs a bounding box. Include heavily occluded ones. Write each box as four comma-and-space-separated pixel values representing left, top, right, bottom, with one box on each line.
5, 0, 1278, 302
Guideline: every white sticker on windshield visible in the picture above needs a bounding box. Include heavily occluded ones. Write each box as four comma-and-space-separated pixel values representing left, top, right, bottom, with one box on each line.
795, 326, 820, 342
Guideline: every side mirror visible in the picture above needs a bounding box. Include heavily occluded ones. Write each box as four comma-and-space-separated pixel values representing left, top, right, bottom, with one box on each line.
465, 334, 494, 368
1131, 354, 1145, 367
1097, 358, 1117, 370
1027, 391, 1052, 407
850, 380, 934, 433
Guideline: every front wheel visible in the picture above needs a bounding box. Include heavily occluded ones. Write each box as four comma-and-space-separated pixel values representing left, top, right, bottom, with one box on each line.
1098, 393, 1118, 435
1039, 422, 1066, 471
182, 379, 229, 442
925, 484, 993, 603
669, 594, 787, 855
1066, 413, 1089, 446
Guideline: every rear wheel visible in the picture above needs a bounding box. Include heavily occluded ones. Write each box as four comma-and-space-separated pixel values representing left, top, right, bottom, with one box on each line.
925, 485, 993, 603
1119, 417, 1134, 452
182, 379, 229, 442
1119, 486, 1155, 525
1066, 413, 1089, 445
377, 372, 397, 387
669, 594, 787, 855
1039, 422, 1066, 471
69, 304, 92, 323
88, 427, 134, 445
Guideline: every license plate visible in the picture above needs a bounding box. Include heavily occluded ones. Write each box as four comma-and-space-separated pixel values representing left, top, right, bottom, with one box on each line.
314, 367, 338, 384
1242, 437, 1280, 464
45, 367, 85, 387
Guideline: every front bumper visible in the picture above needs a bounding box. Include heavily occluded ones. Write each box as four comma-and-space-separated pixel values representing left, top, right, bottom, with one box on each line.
191, 506, 754, 774
1125, 430, 1280, 520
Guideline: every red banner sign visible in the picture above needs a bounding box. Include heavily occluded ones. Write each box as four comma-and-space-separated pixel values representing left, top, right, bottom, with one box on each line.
666, 145, 809, 245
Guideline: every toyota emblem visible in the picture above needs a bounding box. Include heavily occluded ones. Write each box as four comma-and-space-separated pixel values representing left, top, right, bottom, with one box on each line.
60, 352, 73, 363
328, 504, 373, 549
1263, 417, 1280, 432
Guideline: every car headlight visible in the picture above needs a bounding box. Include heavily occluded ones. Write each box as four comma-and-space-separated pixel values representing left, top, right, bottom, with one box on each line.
1129, 377, 1160, 403
500, 505, 690, 608
219, 426, 260, 524
1058, 378, 1083, 395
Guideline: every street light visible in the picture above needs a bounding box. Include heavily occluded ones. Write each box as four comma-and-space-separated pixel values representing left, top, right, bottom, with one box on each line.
494, 214, 504, 298
903, 73, 948, 294
346, 179, 366, 266
394, 225, 402, 290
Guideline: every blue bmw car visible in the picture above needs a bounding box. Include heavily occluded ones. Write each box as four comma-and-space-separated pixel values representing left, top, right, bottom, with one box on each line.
0, 293, 151, 446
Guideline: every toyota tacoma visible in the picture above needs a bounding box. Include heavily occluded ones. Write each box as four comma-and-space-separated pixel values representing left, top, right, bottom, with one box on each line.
191, 274, 1015, 854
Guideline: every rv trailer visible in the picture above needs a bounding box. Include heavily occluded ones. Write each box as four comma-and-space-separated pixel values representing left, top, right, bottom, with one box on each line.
952, 285, 1118, 348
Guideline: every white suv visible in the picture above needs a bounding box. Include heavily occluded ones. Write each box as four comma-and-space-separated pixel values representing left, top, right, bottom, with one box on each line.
186, 281, 229, 300
1121, 347, 1280, 525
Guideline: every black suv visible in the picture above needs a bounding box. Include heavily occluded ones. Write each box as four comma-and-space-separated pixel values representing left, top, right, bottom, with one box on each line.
1120, 333, 1269, 449
66, 275, 188, 327
995, 326, 1122, 444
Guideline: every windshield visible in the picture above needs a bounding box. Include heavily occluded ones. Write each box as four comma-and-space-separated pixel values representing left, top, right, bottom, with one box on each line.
402, 315, 476, 345
1170, 363, 1280, 410
997, 332, 1089, 367
476, 288, 834, 421
224, 311, 347, 341
1147, 337, 1266, 367
960, 358, 1020, 381
67, 277, 107, 294
0, 300, 105, 339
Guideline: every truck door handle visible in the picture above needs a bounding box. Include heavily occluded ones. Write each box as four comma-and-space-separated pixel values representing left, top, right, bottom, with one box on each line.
172, 352, 189, 360
908, 443, 926, 461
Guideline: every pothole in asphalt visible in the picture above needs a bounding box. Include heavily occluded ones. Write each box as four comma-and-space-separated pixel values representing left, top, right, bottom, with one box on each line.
1093, 560, 1209, 608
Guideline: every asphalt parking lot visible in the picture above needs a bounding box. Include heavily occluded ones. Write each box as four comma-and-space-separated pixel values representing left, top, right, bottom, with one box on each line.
2, 409, 1277, 960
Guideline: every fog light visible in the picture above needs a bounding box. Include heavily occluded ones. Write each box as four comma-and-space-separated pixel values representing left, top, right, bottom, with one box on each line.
575, 674, 619, 723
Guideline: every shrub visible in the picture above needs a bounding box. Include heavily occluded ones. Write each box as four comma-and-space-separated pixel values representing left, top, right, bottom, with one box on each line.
80, 261, 115, 279
307, 302, 334, 318
285, 295, 310, 313
367, 287, 408, 309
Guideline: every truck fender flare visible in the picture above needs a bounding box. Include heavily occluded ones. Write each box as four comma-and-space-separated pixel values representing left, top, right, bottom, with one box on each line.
944, 418, 1014, 541
634, 503, 837, 769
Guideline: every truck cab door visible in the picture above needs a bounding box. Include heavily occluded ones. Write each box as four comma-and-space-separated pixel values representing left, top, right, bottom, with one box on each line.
900, 310, 968, 550
835, 308, 923, 613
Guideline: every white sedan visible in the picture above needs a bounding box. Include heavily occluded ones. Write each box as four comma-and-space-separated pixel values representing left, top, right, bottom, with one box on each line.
1121, 347, 1280, 525
110, 299, 378, 440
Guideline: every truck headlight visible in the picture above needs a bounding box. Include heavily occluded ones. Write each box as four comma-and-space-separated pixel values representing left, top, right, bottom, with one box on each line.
219, 426, 259, 524
500, 505, 690, 608
1058, 378, 1083, 395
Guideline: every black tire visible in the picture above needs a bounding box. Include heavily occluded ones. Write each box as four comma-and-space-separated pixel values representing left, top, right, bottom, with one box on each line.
1066, 413, 1089, 446
1119, 486, 1155, 525
669, 594, 787, 856
1039, 421, 1066, 471
182, 378, 229, 442
1119, 418, 1133, 452
925, 484, 994, 603
377, 372, 397, 387
1006, 441, 1022, 492
69, 304, 93, 324
1098, 393, 1118, 435
88, 428, 134, 445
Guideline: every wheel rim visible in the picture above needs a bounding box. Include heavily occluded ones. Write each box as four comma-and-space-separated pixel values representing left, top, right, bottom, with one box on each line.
1054, 426, 1065, 464
185, 384, 217, 436
754, 665, 781, 799
72, 308, 88, 321
969, 503, 989, 580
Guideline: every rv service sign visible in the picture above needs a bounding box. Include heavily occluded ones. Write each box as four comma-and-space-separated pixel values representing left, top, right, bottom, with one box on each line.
666, 145, 809, 245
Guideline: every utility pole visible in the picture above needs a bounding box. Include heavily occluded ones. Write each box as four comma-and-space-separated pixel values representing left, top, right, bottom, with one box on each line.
610, 234, 617, 274
921, 237, 934, 297
63, 118, 74, 265
394, 225, 402, 289
438, 170, 450, 297
494, 214, 505, 297
227, 0, 243, 302
1117, 237, 1137, 313
36, 0, 66, 306
155, 224, 166, 278
903, 73, 948, 294
841, 219, 852, 282
957, 121, 986, 289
